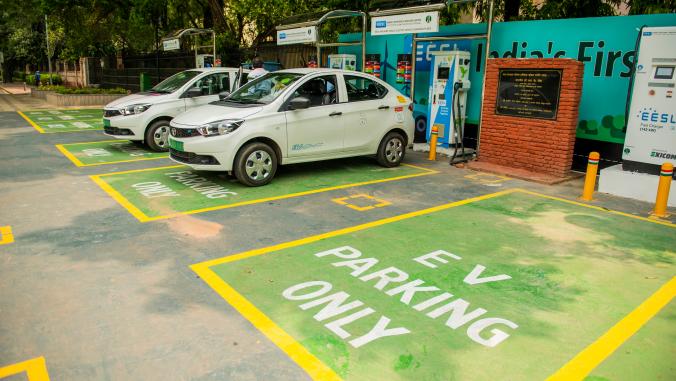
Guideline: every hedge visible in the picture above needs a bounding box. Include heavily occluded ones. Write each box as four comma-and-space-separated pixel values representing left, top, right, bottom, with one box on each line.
37, 85, 128, 95
26, 74, 63, 86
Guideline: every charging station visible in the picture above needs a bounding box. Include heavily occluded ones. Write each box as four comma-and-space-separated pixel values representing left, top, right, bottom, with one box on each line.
599, 26, 676, 206
426, 51, 471, 148
622, 26, 676, 174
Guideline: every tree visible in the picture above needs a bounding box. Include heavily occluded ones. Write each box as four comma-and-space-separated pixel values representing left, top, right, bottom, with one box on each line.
626, 0, 676, 14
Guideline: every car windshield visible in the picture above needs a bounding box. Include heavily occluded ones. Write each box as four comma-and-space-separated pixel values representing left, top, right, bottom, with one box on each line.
150, 71, 201, 93
225, 72, 303, 105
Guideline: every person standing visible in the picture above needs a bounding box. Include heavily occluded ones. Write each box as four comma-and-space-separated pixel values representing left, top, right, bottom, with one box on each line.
247, 57, 268, 80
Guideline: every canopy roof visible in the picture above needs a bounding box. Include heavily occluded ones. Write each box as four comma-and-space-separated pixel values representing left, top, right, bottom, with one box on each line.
276, 10, 365, 30
162, 28, 214, 41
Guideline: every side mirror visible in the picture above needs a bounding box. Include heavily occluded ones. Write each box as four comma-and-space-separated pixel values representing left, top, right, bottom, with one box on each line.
218, 91, 230, 100
288, 97, 311, 110
185, 88, 202, 98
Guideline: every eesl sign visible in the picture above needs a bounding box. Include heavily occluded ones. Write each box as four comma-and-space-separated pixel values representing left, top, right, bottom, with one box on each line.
162, 38, 180, 51
371, 11, 439, 36
277, 26, 317, 45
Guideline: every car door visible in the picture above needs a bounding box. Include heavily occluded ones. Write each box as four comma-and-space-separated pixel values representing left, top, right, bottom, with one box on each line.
183, 72, 229, 110
284, 74, 344, 158
341, 74, 392, 152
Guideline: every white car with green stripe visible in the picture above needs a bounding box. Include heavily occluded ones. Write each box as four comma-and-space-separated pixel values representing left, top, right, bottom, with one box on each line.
102, 67, 248, 151
168, 68, 414, 186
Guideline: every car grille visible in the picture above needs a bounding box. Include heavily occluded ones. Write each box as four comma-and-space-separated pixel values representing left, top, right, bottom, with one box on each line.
170, 127, 201, 138
104, 109, 121, 117
104, 126, 134, 136
170, 149, 219, 165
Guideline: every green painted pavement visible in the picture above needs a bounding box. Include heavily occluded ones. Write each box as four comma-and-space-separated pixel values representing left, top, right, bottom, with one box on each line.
23, 109, 102, 132
210, 192, 675, 380
97, 158, 435, 220
59, 140, 167, 166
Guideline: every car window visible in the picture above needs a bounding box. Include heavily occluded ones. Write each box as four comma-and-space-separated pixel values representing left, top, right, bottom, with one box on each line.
345, 75, 388, 102
289, 75, 338, 107
151, 70, 200, 93
226, 72, 303, 105
191, 73, 229, 96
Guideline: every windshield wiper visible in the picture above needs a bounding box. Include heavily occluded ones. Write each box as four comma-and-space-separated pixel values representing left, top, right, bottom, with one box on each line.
150, 89, 171, 94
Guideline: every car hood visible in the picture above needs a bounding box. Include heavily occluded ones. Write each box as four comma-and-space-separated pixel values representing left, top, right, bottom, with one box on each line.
104, 92, 172, 109
171, 104, 264, 127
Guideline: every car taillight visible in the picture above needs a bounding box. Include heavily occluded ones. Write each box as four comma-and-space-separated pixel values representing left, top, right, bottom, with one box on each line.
408, 103, 413, 112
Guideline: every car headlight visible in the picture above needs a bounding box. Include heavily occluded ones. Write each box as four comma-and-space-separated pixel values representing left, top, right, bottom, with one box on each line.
119, 104, 151, 116
197, 119, 244, 137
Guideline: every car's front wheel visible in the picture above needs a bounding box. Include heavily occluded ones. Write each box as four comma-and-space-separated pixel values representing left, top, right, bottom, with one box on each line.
376, 132, 406, 167
234, 142, 278, 187
145, 120, 170, 152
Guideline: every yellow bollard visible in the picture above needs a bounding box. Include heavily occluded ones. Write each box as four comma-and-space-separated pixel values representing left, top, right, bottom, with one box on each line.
428, 125, 439, 161
652, 162, 673, 218
581, 152, 600, 201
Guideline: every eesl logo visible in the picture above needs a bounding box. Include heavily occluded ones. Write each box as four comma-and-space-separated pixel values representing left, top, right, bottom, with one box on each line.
642, 31, 652, 36
375, 21, 387, 28
279, 33, 286, 39
426, 15, 432, 23
637, 107, 676, 124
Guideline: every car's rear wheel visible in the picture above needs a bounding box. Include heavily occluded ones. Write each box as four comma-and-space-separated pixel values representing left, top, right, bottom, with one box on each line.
376, 132, 406, 167
234, 142, 278, 187
145, 120, 170, 152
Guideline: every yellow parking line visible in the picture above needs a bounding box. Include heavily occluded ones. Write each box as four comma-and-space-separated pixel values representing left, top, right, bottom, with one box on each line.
90, 175, 153, 222
0, 226, 14, 245
56, 143, 169, 167
17, 111, 45, 133
0, 356, 50, 380
547, 276, 676, 381
55, 144, 86, 167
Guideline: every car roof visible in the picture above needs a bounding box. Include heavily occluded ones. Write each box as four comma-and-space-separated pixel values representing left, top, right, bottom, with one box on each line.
275, 68, 364, 75
189, 67, 250, 73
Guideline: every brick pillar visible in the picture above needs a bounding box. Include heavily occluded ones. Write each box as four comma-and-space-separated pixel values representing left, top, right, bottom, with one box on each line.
479, 58, 584, 178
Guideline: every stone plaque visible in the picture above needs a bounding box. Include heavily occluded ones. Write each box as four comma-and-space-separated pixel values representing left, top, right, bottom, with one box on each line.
495, 69, 562, 119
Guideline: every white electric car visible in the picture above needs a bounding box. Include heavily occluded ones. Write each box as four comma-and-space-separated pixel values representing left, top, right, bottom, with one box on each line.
167, 68, 414, 186
102, 67, 249, 151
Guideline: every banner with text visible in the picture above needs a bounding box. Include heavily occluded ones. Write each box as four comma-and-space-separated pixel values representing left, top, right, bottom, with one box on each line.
277, 26, 317, 45
371, 11, 439, 36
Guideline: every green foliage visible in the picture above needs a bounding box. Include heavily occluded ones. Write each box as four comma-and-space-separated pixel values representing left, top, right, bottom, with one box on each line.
37, 85, 128, 94
626, 0, 676, 14
26, 73, 63, 85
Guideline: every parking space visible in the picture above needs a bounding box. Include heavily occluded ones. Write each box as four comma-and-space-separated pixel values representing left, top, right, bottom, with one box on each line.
1, 100, 674, 380
56, 140, 168, 167
90, 159, 437, 222
19, 109, 102, 133
193, 189, 675, 381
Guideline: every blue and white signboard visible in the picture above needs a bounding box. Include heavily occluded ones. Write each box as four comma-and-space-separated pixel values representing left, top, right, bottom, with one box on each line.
277, 26, 317, 45
371, 11, 439, 36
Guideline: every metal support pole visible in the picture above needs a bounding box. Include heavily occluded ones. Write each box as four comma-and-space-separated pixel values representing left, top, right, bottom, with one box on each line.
361, 12, 367, 71
194, 35, 198, 68
45, 15, 53, 85
411, 34, 417, 100
476, 0, 495, 158
212, 31, 216, 66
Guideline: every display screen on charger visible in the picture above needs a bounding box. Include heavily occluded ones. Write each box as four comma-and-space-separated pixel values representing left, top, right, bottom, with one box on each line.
654, 66, 674, 79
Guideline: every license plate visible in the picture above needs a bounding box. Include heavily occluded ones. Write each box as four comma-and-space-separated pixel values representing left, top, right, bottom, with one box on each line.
169, 139, 183, 151
103, 118, 111, 127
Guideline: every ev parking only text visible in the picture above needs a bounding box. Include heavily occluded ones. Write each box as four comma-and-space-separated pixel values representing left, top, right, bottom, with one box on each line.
282, 246, 518, 349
